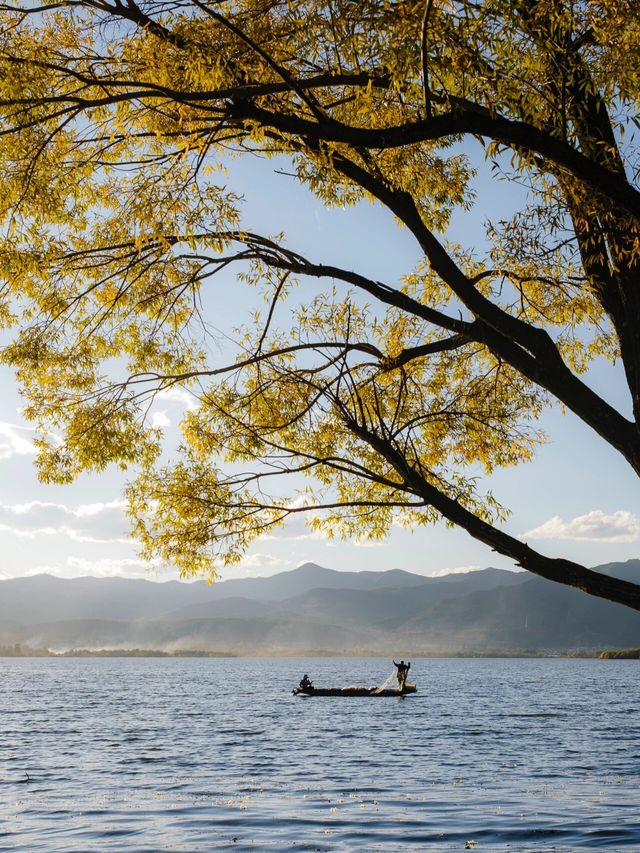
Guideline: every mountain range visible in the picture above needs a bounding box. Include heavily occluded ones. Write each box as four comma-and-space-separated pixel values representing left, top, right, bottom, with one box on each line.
2, 560, 640, 654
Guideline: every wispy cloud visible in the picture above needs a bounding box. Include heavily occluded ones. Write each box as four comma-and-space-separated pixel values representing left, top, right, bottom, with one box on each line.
155, 387, 198, 411
17, 555, 165, 580
521, 510, 640, 543
150, 411, 171, 429
430, 564, 481, 577
0, 499, 131, 543
65, 556, 161, 577
237, 553, 291, 570
215, 553, 294, 579
0, 422, 36, 460
259, 500, 331, 543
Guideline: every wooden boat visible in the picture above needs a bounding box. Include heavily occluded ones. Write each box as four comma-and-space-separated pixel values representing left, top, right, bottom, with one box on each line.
293, 683, 417, 697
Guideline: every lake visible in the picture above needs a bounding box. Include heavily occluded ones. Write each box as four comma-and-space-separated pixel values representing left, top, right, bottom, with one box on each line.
1, 657, 639, 851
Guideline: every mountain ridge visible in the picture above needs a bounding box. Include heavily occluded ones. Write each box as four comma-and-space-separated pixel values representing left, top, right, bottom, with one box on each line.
1, 560, 639, 653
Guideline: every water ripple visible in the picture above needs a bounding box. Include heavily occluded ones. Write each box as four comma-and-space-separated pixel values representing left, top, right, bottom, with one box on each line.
1, 657, 640, 851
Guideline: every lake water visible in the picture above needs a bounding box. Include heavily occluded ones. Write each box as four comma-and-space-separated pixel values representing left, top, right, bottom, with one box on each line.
1, 657, 639, 851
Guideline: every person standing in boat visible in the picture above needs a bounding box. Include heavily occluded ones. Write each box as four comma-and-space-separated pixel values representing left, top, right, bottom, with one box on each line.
393, 660, 410, 690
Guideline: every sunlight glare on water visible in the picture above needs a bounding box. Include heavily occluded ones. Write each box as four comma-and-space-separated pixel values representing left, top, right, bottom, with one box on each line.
1, 657, 639, 851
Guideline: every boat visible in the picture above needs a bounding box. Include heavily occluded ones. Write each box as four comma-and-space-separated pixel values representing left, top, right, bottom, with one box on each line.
293, 683, 417, 697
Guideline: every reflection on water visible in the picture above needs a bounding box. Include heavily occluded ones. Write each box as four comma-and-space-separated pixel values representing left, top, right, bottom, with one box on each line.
1, 657, 639, 851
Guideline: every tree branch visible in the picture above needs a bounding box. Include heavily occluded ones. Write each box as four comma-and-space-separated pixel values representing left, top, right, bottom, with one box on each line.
228, 100, 640, 220
348, 417, 640, 611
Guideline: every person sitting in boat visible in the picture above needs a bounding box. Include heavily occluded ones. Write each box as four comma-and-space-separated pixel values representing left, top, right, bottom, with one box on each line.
299, 674, 314, 691
393, 660, 410, 690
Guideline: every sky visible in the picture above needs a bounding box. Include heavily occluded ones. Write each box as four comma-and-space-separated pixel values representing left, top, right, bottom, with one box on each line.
0, 142, 639, 583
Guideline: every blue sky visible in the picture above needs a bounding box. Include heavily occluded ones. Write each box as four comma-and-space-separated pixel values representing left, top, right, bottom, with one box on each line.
0, 144, 638, 582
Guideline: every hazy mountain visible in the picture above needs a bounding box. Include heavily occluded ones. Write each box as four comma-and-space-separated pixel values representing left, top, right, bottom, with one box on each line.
195, 562, 433, 601
0, 562, 429, 626
0, 574, 211, 624
1, 560, 639, 653
400, 563, 640, 650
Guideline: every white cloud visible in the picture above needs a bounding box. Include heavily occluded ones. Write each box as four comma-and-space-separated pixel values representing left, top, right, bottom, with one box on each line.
258, 501, 331, 542
0, 422, 36, 460
0, 499, 131, 543
291, 529, 331, 542
237, 553, 290, 570
430, 564, 481, 577
353, 539, 389, 548
216, 552, 294, 579
66, 556, 161, 577
17, 555, 167, 580
150, 411, 171, 429
156, 387, 198, 411
521, 510, 640, 543
73, 500, 124, 518
260, 530, 329, 543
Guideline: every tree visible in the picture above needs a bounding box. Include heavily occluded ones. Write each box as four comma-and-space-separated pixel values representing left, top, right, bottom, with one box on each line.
0, 0, 639, 606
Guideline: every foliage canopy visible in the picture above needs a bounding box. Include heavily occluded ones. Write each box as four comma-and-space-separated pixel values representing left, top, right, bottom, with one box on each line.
0, 0, 639, 606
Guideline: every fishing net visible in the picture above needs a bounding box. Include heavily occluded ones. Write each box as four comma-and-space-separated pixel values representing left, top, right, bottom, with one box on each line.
373, 669, 399, 694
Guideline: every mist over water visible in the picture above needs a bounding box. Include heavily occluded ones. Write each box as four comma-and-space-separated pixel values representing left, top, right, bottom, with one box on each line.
2, 657, 639, 851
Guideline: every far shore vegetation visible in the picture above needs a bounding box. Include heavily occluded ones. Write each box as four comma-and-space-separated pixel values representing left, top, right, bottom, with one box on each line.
0, 644, 237, 658
598, 648, 640, 659
1, 643, 628, 659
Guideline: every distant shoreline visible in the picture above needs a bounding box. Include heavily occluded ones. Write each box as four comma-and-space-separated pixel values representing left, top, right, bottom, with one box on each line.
0, 645, 237, 658
0, 644, 609, 659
